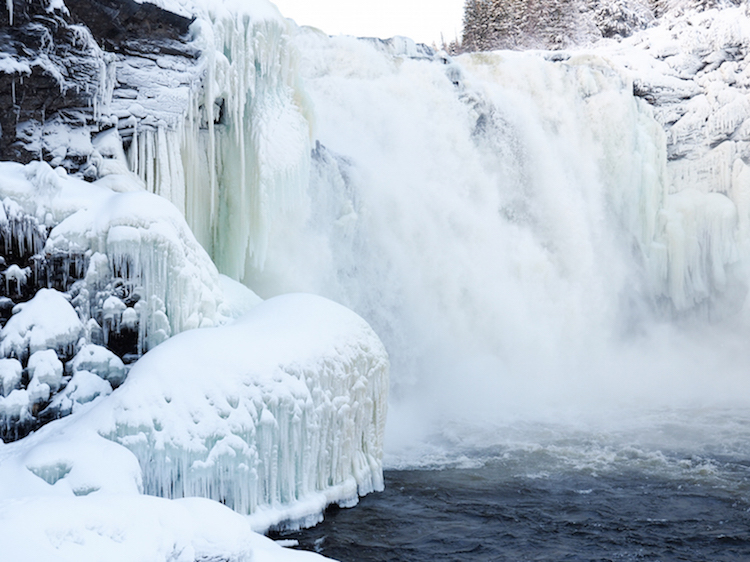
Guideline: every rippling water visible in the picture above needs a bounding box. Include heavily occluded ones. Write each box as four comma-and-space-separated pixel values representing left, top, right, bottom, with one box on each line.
275, 411, 750, 561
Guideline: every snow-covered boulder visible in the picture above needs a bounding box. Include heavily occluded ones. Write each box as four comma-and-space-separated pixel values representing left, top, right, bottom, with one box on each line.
27, 349, 64, 393
47, 370, 113, 416
0, 358, 22, 397
0, 289, 83, 361
0, 389, 31, 426
69, 344, 126, 387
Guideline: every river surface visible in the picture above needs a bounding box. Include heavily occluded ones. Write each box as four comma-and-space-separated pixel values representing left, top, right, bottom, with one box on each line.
275, 412, 750, 561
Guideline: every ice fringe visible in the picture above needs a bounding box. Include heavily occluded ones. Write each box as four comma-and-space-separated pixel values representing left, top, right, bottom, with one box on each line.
99, 293, 390, 530
0, 294, 389, 537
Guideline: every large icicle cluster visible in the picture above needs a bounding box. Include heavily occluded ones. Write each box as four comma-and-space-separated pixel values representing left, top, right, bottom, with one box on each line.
0, 160, 225, 439
121, 0, 311, 280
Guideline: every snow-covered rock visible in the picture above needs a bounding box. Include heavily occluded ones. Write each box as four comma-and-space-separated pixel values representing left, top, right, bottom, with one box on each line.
0, 358, 22, 397
97, 293, 389, 529
0, 289, 82, 361
47, 369, 113, 415
27, 349, 64, 393
69, 344, 126, 387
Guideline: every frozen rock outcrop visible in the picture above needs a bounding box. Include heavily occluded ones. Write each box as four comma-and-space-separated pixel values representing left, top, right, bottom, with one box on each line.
0, 0, 197, 176
0, 160, 227, 439
602, 3, 750, 314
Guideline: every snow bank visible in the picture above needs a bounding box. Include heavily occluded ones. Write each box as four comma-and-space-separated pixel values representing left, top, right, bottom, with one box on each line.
0, 495, 330, 562
0, 293, 388, 560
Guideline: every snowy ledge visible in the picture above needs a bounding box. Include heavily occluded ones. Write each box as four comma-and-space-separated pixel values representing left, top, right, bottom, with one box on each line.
0, 293, 389, 558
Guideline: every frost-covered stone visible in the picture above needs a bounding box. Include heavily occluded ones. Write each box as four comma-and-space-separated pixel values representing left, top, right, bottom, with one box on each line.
27, 350, 64, 393
0, 388, 30, 421
0, 289, 83, 361
48, 370, 112, 416
3, 264, 29, 295
0, 358, 22, 397
27, 378, 51, 406
69, 345, 126, 387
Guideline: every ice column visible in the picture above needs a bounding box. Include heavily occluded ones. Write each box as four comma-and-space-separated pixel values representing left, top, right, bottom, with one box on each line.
128, 5, 312, 283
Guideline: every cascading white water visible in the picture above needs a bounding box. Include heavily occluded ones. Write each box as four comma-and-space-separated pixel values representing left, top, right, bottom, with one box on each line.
232, 31, 750, 461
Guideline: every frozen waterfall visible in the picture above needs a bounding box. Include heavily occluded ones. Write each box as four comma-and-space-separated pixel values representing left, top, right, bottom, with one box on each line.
2, 0, 750, 559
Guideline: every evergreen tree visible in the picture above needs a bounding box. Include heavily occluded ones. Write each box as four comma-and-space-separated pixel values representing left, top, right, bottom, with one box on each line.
460, 0, 671, 53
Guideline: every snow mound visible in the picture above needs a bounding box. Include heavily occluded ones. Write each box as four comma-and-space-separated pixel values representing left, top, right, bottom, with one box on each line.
94, 293, 389, 529
0, 495, 329, 562
0, 289, 82, 361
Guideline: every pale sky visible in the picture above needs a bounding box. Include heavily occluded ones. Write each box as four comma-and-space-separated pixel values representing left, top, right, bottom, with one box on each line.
271, 0, 464, 46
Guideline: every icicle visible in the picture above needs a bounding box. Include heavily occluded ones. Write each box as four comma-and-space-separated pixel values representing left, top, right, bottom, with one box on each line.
121, 10, 312, 282
6, 0, 12, 26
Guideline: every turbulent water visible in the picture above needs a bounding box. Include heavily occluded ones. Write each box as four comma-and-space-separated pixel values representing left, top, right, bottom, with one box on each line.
277, 410, 750, 561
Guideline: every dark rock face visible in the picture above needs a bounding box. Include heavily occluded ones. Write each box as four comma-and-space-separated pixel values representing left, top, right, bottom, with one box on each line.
0, 0, 108, 168
66, 0, 195, 56
0, 0, 196, 174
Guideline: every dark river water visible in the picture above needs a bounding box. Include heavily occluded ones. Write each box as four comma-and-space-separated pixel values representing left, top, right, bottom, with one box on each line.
274, 416, 750, 561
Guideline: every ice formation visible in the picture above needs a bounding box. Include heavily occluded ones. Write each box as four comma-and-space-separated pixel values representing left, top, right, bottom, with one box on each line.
0, 160, 226, 438
0, 294, 387, 558
112, 0, 312, 279
94, 293, 389, 529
